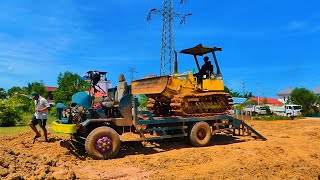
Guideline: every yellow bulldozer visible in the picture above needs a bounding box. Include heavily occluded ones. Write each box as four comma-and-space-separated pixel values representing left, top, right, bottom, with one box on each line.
131, 44, 234, 117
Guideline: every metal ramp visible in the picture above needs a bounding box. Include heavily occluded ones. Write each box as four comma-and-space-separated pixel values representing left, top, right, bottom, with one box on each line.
229, 116, 267, 141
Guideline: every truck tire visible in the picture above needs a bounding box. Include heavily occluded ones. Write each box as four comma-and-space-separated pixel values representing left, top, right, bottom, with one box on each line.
189, 121, 211, 147
85, 126, 120, 160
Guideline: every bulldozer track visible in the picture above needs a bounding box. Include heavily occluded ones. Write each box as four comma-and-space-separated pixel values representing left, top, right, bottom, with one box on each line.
170, 92, 234, 117
147, 92, 234, 117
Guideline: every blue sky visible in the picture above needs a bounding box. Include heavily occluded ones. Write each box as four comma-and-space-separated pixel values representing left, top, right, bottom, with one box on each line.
0, 0, 320, 97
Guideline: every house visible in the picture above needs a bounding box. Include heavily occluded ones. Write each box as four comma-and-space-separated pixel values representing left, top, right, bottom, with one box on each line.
232, 97, 247, 105
83, 71, 112, 99
313, 86, 320, 97
249, 97, 284, 106
45, 86, 57, 104
276, 87, 293, 104
231, 97, 247, 115
277, 86, 320, 103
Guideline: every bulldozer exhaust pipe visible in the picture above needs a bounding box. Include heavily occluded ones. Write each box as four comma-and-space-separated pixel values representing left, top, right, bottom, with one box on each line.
174, 51, 178, 74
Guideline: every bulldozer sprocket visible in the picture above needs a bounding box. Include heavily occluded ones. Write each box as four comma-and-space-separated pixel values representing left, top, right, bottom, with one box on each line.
147, 98, 172, 116
170, 92, 234, 117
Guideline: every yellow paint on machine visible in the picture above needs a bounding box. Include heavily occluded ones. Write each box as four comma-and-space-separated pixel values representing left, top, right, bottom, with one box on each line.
202, 78, 224, 91
131, 72, 225, 97
51, 121, 77, 134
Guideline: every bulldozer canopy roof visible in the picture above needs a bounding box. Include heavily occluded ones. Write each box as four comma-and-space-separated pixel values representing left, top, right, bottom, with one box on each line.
180, 44, 222, 56
86, 70, 107, 74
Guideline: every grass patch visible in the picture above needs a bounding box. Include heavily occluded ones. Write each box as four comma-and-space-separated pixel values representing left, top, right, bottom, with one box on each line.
17, 114, 56, 126
252, 115, 304, 121
0, 114, 64, 136
0, 126, 31, 136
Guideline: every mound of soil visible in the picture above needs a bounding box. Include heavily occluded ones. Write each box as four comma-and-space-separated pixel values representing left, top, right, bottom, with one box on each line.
0, 119, 320, 179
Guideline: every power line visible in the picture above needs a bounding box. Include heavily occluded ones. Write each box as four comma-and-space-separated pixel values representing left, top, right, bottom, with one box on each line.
242, 80, 246, 97
257, 82, 260, 105
128, 67, 137, 82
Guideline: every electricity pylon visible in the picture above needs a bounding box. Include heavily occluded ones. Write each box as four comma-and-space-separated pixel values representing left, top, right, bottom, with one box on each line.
147, 0, 191, 76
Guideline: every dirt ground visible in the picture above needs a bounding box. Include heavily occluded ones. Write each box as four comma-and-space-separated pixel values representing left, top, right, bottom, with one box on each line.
0, 118, 320, 180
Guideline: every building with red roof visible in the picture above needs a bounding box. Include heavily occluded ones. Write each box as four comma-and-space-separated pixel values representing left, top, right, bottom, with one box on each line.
249, 97, 284, 106
45, 86, 57, 104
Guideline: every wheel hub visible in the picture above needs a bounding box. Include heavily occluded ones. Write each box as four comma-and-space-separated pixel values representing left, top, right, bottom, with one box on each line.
96, 136, 113, 153
197, 128, 206, 140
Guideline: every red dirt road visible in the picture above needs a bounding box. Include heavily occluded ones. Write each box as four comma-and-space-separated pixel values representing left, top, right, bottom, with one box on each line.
0, 119, 320, 179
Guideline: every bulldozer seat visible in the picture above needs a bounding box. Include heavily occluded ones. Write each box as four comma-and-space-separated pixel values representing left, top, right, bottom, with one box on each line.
114, 74, 128, 102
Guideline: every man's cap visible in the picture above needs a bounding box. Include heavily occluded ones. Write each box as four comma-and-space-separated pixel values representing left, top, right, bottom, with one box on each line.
204, 56, 209, 61
29, 91, 38, 100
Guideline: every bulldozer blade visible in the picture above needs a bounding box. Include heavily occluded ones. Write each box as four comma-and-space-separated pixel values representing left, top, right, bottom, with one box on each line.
131, 76, 169, 95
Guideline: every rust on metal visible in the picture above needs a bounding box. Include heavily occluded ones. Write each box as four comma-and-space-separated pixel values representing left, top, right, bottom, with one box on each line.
146, 91, 234, 117
131, 76, 169, 95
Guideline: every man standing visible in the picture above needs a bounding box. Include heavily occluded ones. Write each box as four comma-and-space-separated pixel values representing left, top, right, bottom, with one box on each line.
29, 91, 50, 142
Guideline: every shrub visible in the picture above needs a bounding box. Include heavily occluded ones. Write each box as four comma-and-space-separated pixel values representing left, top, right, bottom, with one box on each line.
253, 115, 304, 121
49, 105, 57, 117
0, 101, 22, 127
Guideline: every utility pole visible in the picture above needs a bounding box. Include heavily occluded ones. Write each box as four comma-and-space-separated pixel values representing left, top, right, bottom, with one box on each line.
242, 80, 246, 97
128, 68, 137, 82
147, 0, 191, 76
257, 82, 260, 105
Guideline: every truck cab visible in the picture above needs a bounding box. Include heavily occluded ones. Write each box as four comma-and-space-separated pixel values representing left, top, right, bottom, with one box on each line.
244, 105, 267, 115
269, 104, 302, 117
285, 105, 302, 117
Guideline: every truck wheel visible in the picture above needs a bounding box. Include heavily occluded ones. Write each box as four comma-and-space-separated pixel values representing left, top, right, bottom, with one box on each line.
85, 126, 120, 160
189, 121, 211, 147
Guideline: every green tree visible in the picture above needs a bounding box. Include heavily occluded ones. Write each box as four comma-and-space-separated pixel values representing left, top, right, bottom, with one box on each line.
0, 88, 7, 99
8, 82, 46, 113
7, 86, 23, 97
224, 86, 254, 98
138, 94, 149, 109
54, 71, 89, 104
224, 86, 241, 97
7, 93, 34, 113
290, 88, 318, 113
244, 92, 254, 98
236, 100, 258, 111
0, 101, 22, 127
22, 81, 47, 97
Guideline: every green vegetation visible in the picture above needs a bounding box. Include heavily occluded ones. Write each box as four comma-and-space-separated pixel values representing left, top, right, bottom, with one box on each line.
235, 100, 258, 111
53, 71, 89, 104
0, 126, 31, 136
0, 71, 87, 128
252, 115, 304, 121
290, 88, 319, 114
138, 94, 149, 109
0, 101, 23, 126
253, 115, 292, 121
0, 114, 56, 136
224, 86, 254, 98
0, 88, 7, 99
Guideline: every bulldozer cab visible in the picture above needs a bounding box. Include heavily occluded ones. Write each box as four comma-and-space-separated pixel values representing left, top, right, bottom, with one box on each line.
179, 44, 224, 91
180, 44, 222, 76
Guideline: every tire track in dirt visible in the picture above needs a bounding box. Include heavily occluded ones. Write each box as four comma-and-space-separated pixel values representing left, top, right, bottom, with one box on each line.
0, 119, 320, 179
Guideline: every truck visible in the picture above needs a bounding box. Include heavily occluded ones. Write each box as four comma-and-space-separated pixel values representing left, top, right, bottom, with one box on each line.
243, 105, 267, 116
51, 44, 267, 160
269, 104, 302, 117
52, 92, 267, 159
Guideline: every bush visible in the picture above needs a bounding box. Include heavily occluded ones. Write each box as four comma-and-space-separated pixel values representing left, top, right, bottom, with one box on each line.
49, 105, 57, 117
0, 101, 22, 127
253, 115, 304, 121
